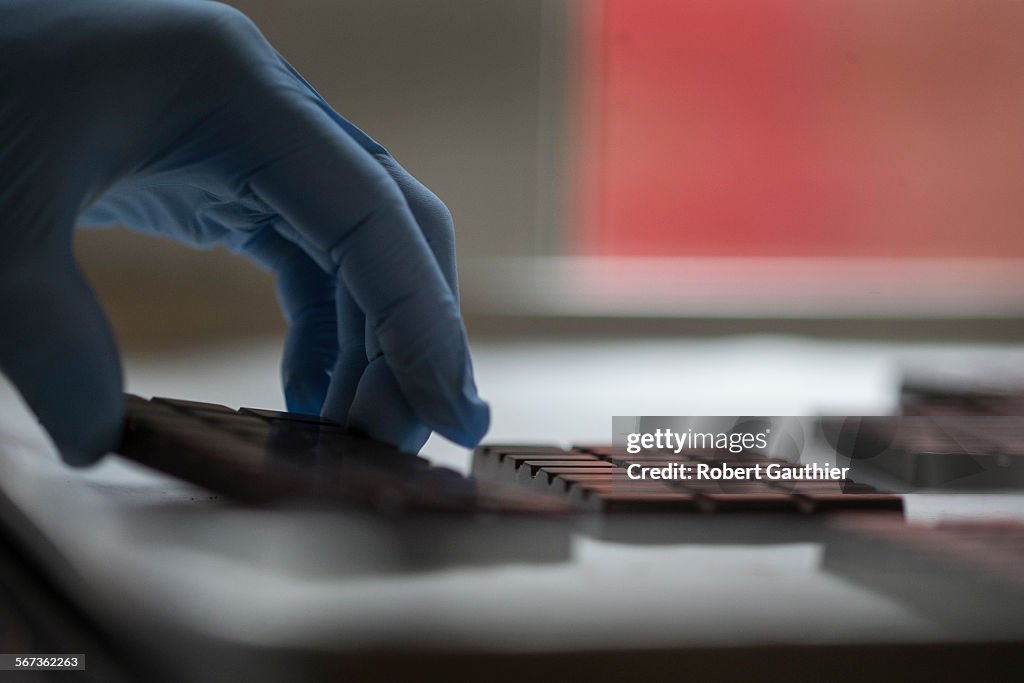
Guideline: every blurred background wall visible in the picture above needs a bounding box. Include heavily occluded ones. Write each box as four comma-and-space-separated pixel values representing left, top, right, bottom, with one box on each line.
76, 0, 1024, 351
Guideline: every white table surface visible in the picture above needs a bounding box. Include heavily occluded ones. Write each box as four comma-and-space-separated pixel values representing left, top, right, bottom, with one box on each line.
2, 335, 1024, 653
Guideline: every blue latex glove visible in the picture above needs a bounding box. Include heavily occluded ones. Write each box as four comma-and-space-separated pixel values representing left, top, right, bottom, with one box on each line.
0, 0, 489, 464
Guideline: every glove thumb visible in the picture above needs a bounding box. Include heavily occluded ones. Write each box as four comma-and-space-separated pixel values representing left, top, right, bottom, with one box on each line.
0, 256, 124, 466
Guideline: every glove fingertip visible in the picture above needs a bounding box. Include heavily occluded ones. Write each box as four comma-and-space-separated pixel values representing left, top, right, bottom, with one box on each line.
447, 397, 491, 449
284, 379, 328, 416
347, 357, 430, 453
44, 392, 124, 468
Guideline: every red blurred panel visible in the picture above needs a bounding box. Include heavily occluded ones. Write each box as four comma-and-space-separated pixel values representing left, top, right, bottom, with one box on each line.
575, 0, 1024, 257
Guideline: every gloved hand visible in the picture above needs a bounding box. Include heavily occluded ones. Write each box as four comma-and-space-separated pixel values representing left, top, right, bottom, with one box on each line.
0, 0, 490, 464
